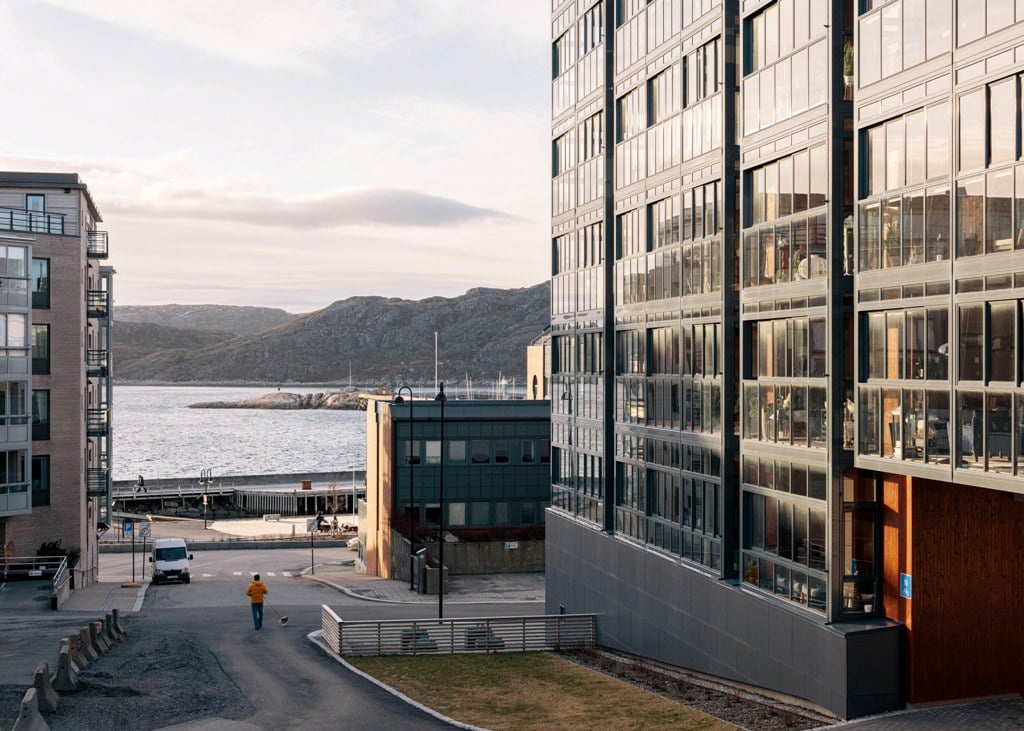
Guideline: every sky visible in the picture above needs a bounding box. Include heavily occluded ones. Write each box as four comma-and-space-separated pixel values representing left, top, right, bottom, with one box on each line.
0, 1, 551, 312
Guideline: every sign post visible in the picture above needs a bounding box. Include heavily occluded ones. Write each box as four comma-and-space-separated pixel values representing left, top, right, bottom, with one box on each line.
140, 523, 151, 579
123, 519, 136, 584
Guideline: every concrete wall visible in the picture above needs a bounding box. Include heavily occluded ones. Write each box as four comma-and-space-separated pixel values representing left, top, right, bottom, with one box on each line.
390, 532, 544, 582
544, 511, 903, 719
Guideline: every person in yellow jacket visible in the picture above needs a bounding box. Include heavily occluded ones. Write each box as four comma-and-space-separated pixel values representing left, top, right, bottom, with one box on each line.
246, 574, 269, 630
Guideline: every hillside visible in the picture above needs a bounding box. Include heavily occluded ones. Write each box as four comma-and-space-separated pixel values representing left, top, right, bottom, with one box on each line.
113, 321, 237, 372
115, 283, 550, 385
115, 304, 297, 336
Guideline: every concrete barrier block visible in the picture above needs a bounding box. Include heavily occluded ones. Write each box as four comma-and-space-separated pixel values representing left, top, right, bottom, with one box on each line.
50, 646, 78, 693
66, 635, 86, 671
11, 687, 50, 731
112, 608, 126, 636
77, 628, 97, 664
94, 620, 111, 653
104, 612, 121, 642
32, 662, 59, 713
86, 623, 105, 657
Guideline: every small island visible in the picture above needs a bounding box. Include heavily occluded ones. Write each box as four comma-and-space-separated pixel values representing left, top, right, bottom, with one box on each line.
188, 390, 366, 410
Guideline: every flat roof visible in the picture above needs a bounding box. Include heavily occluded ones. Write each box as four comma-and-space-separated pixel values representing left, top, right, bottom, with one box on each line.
0, 171, 102, 223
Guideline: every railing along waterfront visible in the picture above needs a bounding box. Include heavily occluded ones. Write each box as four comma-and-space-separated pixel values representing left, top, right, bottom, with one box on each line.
320, 606, 596, 657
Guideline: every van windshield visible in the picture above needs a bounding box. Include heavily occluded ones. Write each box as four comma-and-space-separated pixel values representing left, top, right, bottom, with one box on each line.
155, 547, 187, 561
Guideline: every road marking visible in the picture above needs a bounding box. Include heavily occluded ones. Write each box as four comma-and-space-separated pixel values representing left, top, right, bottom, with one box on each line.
203, 573, 215, 577
267, 572, 276, 577
282, 571, 292, 577
232, 571, 242, 576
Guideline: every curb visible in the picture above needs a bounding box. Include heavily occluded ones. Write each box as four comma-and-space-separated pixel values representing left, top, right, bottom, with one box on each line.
306, 630, 489, 731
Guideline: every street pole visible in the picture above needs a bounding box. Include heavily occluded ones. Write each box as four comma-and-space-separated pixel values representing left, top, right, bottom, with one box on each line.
436, 382, 446, 619
395, 387, 416, 591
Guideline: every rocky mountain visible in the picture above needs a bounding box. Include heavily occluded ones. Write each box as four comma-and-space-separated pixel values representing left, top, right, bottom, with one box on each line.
115, 304, 297, 336
115, 283, 550, 386
113, 321, 238, 372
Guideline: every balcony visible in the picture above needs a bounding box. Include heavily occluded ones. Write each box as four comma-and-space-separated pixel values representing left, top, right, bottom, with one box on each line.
87, 231, 109, 259
86, 407, 109, 436
86, 349, 109, 376
86, 290, 109, 319
87, 467, 109, 497
0, 207, 65, 235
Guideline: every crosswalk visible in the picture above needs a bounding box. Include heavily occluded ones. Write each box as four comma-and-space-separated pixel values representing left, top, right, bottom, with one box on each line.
232, 571, 293, 577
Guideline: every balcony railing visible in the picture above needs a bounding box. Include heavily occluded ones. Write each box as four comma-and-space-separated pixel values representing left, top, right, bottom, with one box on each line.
86, 408, 109, 436
87, 231, 109, 259
0, 208, 65, 236
86, 349, 109, 376
87, 468, 109, 497
86, 290, 109, 319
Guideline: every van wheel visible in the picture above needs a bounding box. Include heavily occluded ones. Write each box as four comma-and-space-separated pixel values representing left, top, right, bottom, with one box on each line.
184, 577, 191, 584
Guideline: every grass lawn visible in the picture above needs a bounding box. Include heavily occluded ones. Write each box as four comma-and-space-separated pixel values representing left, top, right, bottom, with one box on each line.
348, 652, 738, 731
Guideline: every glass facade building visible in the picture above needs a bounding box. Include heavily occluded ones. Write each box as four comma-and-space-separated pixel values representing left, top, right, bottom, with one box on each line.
548, 0, 1024, 718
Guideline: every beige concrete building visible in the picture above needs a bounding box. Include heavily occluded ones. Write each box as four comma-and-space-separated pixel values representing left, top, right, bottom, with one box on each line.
0, 172, 113, 587
526, 328, 550, 401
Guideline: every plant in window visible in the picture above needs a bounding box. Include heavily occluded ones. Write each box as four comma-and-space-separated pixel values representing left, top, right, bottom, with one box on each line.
842, 41, 854, 81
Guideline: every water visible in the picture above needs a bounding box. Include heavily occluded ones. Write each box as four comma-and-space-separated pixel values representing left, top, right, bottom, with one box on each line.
113, 386, 367, 480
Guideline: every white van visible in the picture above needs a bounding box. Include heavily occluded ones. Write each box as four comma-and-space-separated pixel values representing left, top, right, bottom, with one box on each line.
149, 537, 194, 584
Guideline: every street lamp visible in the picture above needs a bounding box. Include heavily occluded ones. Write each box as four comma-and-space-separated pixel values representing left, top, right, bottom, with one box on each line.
394, 386, 415, 590
435, 381, 447, 619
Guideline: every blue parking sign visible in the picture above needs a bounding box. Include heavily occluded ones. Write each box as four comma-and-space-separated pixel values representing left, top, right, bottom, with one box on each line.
123, 519, 134, 534
899, 573, 912, 599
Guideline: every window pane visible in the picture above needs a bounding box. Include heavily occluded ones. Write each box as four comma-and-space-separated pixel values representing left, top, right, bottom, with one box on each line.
957, 176, 984, 257
791, 48, 808, 114
881, 3, 902, 78
988, 0, 1015, 32
859, 13, 881, 86
989, 302, 1016, 382
959, 391, 984, 469
886, 118, 905, 190
958, 89, 986, 171
868, 125, 886, 196
808, 40, 827, 106
1016, 166, 1024, 251
927, 102, 950, 180
989, 77, 1018, 166
986, 169, 1014, 253
926, 308, 950, 380
810, 145, 827, 208
904, 191, 925, 264
927, 0, 953, 58
860, 202, 881, 271
957, 0, 985, 45
926, 185, 951, 261
903, 0, 926, 68
959, 304, 984, 381
906, 110, 926, 185
868, 312, 885, 378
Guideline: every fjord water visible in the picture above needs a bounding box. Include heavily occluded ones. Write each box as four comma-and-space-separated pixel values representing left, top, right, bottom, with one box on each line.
113, 386, 366, 480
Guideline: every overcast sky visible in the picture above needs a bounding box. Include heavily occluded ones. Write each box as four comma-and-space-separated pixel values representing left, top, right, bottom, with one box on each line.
0, 1, 551, 312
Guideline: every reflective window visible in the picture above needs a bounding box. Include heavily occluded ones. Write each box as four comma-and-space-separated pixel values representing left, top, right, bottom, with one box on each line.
903, 0, 926, 67
959, 304, 984, 381
927, 103, 950, 181
989, 302, 1016, 382
958, 89, 986, 172
989, 77, 1019, 166
986, 169, 1014, 253
957, 176, 985, 257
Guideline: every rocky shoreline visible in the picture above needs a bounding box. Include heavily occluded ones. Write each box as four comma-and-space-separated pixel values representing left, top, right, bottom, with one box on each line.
188, 390, 367, 410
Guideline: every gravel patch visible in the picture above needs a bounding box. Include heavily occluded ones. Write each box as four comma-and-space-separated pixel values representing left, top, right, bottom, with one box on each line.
562, 648, 835, 731
0, 627, 254, 731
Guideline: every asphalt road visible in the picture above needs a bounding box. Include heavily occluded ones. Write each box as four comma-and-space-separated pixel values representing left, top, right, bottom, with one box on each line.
91, 548, 537, 729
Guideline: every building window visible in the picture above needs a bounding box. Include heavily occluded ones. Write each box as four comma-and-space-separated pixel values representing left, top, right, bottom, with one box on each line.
31, 324, 49, 375
30, 454, 46, 507
32, 390, 49, 441
471, 440, 490, 464
25, 194, 44, 213
32, 258, 49, 308
449, 440, 468, 464
494, 440, 510, 464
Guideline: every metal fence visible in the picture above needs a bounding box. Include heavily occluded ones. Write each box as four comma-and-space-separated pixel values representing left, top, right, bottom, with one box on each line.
321, 605, 595, 657
1, 554, 69, 607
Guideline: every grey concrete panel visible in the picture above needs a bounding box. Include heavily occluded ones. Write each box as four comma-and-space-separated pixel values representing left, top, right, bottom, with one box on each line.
545, 512, 903, 719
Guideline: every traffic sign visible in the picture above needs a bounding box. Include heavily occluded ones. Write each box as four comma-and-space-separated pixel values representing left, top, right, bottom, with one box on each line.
306, 518, 318, 533
123, 519, 134, 534
140, 524, 152, 538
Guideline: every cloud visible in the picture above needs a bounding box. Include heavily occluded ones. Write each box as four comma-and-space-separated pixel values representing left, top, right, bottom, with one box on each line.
105, 187, 519, 230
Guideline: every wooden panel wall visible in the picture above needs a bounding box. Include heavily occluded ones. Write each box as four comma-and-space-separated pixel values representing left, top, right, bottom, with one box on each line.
884, 474, 1024, 703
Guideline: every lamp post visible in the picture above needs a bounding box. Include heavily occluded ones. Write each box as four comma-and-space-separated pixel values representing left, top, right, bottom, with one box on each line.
435, 381, 447, 619
394, 387, 415, 590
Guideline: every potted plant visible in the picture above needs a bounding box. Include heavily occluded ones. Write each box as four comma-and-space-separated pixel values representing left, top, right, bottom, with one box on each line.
843, 41, 854, 86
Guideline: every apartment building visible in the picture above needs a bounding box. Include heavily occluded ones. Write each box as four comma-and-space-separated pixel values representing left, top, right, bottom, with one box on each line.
0, 172, 113, 588
548, 0, 1024, 718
